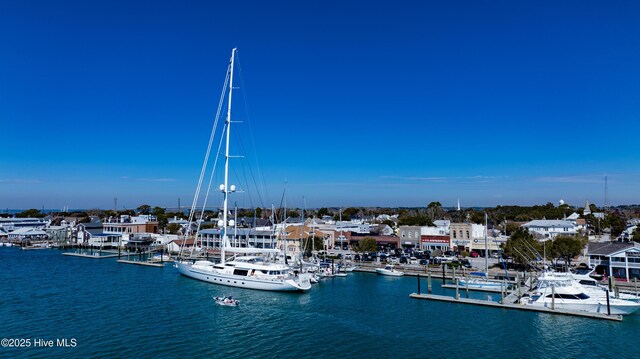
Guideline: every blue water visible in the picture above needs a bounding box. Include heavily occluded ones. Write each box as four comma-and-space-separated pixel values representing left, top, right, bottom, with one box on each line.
1, 248, 638, 358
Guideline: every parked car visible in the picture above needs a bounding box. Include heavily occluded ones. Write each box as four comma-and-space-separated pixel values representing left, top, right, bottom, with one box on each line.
419, 259, 429, 265
470, 251, 479, 258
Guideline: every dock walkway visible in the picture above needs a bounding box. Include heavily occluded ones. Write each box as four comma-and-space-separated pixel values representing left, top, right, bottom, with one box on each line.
410, 293, 623, 321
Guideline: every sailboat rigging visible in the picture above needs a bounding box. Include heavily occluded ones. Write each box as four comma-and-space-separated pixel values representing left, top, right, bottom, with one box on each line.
175, 48, 311, 291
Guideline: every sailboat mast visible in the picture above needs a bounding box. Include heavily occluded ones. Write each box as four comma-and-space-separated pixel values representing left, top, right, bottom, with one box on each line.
484, 212, 488, 274
221, 47, 237, 264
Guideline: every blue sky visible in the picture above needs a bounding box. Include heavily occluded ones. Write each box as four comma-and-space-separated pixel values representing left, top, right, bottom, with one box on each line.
1, 0, 640, 210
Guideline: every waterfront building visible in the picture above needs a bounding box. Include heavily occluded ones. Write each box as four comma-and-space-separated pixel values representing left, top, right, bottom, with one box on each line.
420, 226, 450, 252
197, 228, 277, 249
76, 217, 104, 245
433, 220, 451, 235
450, 222, 483, 252
8, 227, 48, 243
372, 224, 394, 236
398, 225, 421, 249
521, 219, 577, 239
349, 234, 399, 251
103, 215, 159, 235
0, 217, 50, 231
586, 241, 640, 281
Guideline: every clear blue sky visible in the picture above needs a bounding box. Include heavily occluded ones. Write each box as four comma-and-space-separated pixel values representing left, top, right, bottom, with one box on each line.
1, 0, 639, 210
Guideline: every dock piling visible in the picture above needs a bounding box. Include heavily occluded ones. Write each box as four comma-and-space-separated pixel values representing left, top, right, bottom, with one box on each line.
455, 278, 460, 300
417, 274, 421, 295
465, 276, 469, 298
428, 273, 432, 293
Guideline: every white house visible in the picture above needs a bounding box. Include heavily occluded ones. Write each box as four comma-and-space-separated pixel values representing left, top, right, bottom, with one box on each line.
521, 219, 577, 240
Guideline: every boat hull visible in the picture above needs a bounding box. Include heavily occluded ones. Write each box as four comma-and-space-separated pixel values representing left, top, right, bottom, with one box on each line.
527, 300, 639, 316
375, 268, 404, 276
176, 262, 311, 292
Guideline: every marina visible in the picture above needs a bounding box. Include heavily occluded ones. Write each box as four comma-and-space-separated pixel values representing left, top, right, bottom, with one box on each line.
2, 247, 640, 358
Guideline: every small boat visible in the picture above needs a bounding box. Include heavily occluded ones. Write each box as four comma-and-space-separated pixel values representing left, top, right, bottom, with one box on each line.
375, 265, 404, 277
457, 276, 505, 290
214, 296, 240, 307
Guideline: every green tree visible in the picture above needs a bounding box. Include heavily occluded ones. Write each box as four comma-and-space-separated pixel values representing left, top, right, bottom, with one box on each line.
343, 207, 360, 218
255, 207, 263, 218
426, 201, 443, 221
398, 214, 432, 226
16, 209, 44, 218
606, 212, 626, 238
632, 227, 640, 243
356, 237, 378, 253
549, 235, 587, 267
303, 236, 325, 255
152, 206, 167, 229
165, 223, 182, 234
137, 204, 151, 215
317, 208, 329, 217
503, 227, 541, 266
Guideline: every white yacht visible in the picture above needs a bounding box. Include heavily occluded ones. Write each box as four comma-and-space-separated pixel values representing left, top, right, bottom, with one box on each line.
571, 268, 640, 302
175, 48, 311, 292
519, 271, 640, 315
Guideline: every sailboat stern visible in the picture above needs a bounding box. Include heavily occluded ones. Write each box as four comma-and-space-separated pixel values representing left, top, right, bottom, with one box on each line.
287, 273, 312, 291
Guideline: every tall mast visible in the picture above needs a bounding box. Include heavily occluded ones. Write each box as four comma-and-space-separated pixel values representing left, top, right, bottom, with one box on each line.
484, 212, 488, 274
221, 47, 237, 263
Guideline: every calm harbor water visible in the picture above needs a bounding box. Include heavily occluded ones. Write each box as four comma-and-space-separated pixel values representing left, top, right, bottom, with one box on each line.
1, 248, 638, 358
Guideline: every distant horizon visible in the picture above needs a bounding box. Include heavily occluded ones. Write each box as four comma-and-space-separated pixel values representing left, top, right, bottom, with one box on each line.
2, 1, 640, 209
3, 201, 639, 214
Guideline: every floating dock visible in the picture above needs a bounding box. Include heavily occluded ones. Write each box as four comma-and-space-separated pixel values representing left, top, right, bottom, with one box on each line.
409, 293, 623, 322
441, 283, 505, 293
117, 260, 164, 268
62, 253, 122, 259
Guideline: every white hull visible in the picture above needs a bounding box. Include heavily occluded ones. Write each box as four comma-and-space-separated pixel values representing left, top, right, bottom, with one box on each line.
526, 299, 638, 316
375, 268, 404, 276
176, 262, 311, 292
458, 278, 504, 289
522, 271, 640, 316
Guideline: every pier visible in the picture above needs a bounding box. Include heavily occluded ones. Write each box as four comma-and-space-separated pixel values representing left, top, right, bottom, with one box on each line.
63, 253, 122, 259
409, 293, 623, 321
117, 259, 165, 268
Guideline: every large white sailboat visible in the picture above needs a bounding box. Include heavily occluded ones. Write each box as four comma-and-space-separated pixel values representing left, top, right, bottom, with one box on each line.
175, 48, 311, 292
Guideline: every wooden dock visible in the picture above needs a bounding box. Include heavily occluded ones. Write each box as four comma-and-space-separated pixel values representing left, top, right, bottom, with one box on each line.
63, 253, 122, 259
117, 260, 165, 268
409, 293, 623, 321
